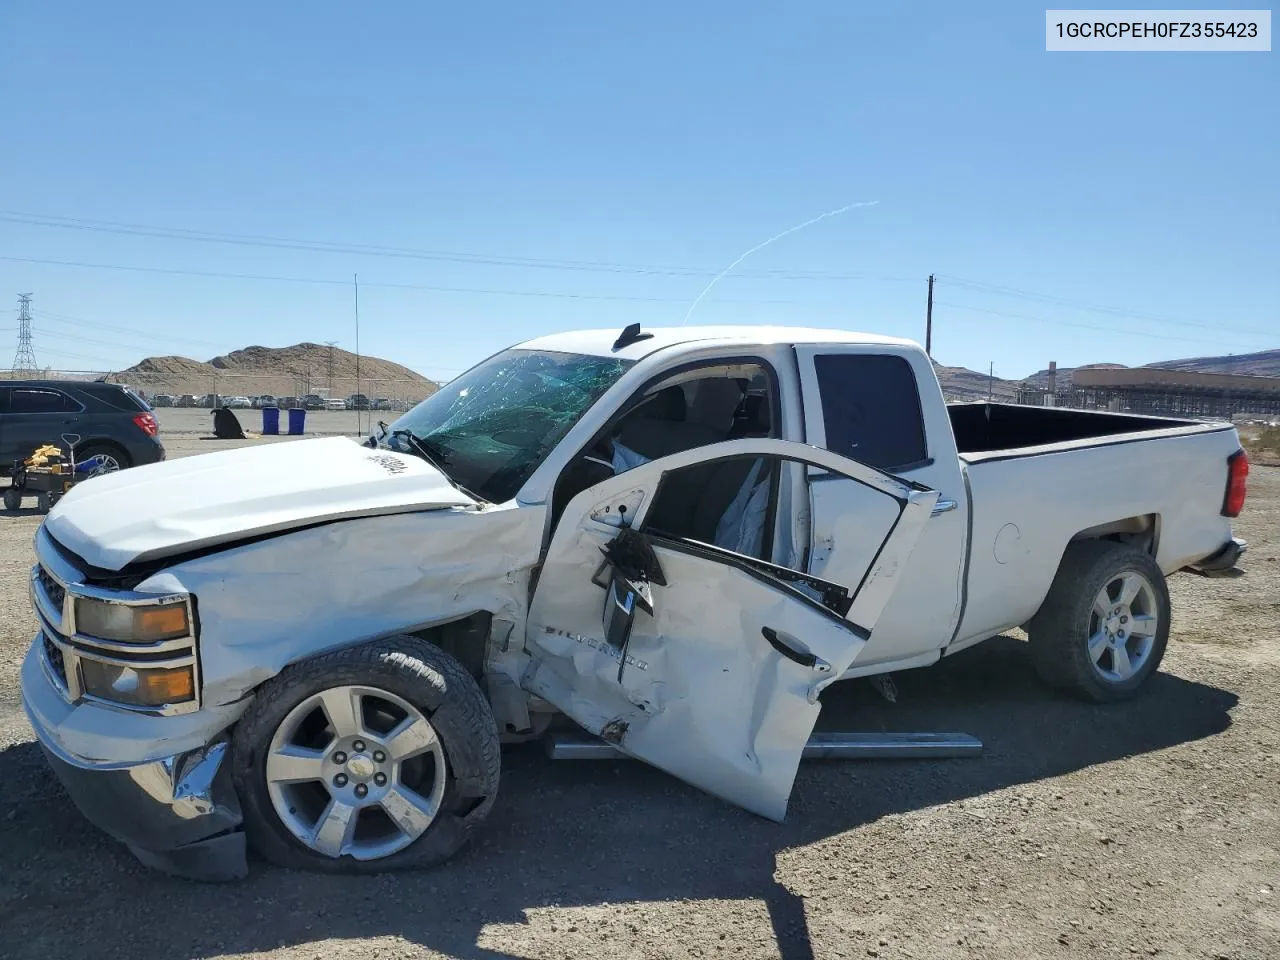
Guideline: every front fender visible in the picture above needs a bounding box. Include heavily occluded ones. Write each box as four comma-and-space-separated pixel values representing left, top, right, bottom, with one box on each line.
142, 506, 543, 708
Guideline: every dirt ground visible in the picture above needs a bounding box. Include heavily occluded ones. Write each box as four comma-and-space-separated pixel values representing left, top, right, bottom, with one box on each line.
0, 438, 1275, 960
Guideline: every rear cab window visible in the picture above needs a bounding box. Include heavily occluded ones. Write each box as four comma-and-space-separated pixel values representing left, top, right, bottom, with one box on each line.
811, 353, 928, 472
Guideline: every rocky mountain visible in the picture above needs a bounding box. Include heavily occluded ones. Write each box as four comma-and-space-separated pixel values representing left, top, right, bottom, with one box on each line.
114, 342, 439, 402
933, 363, 1019, 402
1146, 348, 1280, 377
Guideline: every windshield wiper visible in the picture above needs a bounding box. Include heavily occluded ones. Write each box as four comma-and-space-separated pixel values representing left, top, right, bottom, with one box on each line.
388, 429, 485, 503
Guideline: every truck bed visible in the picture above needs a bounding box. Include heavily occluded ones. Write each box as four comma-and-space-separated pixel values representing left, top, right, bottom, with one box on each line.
947, 402, 1204, 456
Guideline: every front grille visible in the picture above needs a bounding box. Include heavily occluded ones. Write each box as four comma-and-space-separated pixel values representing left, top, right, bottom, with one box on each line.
37, 566, 65, 610
42, 633, 67, 688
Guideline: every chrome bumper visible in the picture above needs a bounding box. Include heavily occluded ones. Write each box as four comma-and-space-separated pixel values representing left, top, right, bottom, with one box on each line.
21, 642, 248, 881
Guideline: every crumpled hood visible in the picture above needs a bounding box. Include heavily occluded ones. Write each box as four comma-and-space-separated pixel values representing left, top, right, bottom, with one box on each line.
45, 436, 478, 571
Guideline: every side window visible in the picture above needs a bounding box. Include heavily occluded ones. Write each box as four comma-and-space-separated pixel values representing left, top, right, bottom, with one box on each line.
646, 453, 777, 561
10, 389, 79, 414
812, 354, 926, 470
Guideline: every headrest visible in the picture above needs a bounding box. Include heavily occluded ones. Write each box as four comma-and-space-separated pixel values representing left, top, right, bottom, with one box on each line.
687, 379, 745, 431
739, 394, 771, 432
641, 385, 687, 422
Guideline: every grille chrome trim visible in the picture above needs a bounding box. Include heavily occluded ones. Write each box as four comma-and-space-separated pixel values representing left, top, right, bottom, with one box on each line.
30, 528, 201, 718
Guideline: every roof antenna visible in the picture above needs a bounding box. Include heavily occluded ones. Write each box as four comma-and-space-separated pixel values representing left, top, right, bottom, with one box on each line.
613, 322, 654, 351
679, 200, 879, 326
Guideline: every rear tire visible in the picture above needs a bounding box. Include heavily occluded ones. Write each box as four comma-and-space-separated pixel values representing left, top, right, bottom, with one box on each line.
231, 636, 500, 873
1028, 540, 1170, 703
3, 487, 20, 511
75, 443, 130, 474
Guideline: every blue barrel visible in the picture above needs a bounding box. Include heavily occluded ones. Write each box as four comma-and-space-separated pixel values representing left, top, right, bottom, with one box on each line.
287, 408, 306, 435
261, 407, 280, 435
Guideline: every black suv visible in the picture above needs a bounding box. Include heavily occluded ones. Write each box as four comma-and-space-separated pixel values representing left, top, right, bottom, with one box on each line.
0, 381, 165, 475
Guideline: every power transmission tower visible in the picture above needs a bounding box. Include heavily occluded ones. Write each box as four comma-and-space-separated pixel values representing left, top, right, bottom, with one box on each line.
12, 294, 39, 375
325, 341, 337, 393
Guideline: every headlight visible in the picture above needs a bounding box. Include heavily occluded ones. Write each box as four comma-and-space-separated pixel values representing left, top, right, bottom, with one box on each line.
75, 598, 189, 642
79, 661, 196, 707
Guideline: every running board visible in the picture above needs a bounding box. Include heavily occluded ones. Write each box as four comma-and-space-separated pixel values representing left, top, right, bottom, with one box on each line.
545, 730, 983, 761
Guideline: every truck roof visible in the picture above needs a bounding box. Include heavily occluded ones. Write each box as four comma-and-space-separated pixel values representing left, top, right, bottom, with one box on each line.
515, 325, 920, 361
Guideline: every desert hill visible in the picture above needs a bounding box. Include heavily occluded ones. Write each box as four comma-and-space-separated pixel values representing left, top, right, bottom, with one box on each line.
114, 342, 439, 403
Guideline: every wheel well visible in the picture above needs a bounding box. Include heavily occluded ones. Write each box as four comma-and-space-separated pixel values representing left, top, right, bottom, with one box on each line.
1069, 514, 1159, 556
403, 611, 492, 682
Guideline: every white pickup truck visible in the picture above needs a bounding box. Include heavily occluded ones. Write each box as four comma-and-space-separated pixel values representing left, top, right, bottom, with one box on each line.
22, 324, 1249, 880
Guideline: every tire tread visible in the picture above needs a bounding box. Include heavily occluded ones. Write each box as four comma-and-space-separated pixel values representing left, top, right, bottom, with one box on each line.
1028, 540, 1171, 703
230, 635, 501, 873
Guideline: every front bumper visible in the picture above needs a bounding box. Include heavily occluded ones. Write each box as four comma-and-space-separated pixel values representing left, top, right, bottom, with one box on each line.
21, 643, 248, 882
37, 736, 246, 882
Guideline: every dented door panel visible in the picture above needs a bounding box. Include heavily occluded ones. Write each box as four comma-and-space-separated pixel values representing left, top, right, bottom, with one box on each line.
523, 438, 937, 819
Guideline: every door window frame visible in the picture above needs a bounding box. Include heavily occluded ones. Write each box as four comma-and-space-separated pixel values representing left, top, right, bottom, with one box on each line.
545, 354, 784, 546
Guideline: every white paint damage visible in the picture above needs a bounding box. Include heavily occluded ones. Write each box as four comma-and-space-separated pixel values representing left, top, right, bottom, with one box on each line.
45, 436, 477, 571
148, 503, 544, 709
523, 438, 937, 820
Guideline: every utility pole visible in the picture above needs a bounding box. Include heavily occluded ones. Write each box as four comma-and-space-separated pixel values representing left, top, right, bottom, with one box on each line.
925, 274, 934, 358
353, 273, 362, 435
12, 294, 38, 375
988, 362, 994, 401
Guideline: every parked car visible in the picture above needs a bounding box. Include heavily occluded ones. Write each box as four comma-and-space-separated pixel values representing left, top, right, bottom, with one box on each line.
0, 380, 164, 476
258, 395, 278, 408
302, 394, 326, 410
324, 397, 347, 410
346, 394, 371, 410
150, 394, 175, 408
372, 397, 391, 411
21, 324, 1249, 881
222, 396, 252, 409
176, 394, 199, 408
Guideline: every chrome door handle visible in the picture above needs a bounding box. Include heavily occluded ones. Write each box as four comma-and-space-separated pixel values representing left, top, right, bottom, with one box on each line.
931, 498, 958, 516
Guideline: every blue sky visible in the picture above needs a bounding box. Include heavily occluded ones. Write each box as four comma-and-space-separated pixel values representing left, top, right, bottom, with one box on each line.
1, 2, 1275, 382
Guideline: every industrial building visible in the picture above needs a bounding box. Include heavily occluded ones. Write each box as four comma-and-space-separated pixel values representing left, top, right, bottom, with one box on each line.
1016, 364, 1280, 419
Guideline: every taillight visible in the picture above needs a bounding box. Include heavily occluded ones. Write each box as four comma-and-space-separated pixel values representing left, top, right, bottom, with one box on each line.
1222, 449, 1248, 518
133, 412, 159, 438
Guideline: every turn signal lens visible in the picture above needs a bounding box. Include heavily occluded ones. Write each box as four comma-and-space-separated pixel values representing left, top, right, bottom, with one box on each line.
75, 598, 190, 642
79, 662, 196, 706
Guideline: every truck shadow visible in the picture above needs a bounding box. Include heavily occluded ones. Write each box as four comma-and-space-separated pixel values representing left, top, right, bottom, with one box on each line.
0, 636, 1238, 960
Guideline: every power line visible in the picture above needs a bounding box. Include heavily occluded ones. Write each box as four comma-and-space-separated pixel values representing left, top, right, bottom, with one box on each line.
0, 254, 797, 304
936, 273, 1275, 338
36, 309, 231, 350
0, 209, 917, 282
933, 300, 1271, 349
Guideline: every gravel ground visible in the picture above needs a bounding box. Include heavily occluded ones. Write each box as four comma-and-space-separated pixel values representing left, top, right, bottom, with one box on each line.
0, 439, 1275, 960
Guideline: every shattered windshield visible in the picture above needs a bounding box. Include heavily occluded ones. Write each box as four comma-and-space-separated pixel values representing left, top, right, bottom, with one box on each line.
384, 348, 634, 503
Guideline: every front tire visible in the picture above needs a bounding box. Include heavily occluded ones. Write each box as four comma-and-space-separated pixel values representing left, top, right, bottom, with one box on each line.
1028, 541, 1171, 703
231, 636, 501, 873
